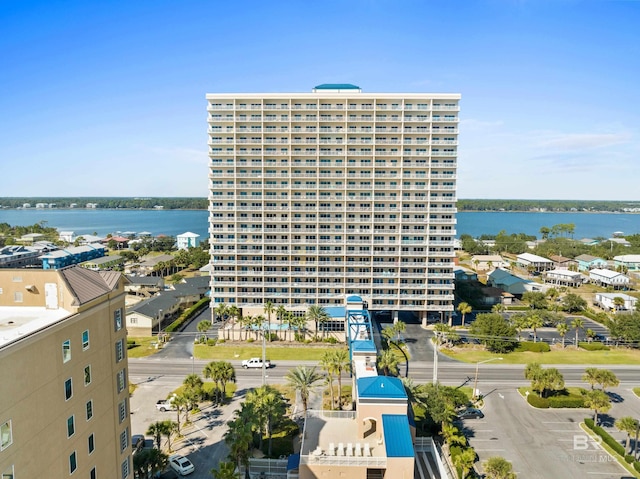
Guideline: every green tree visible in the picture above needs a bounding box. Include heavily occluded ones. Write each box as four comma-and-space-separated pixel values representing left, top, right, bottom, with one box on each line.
160, 419, 178, 452
321, 349, 351, 410
596, 369, 619, 392
306, 305, 330, 340
522, 291, 548, 310
263, 301, 275, 342
377, 349, 399, 376
615, 416, 639, 454
246, 385, 286, 457
198, 320, 212, 341
227, 304, 240, 341
224, 417, 254, 479
453, 447, 477, 479
211, 461, 239, 479
524, 362, 564, 398
563, 293, 587, 313
415, 382, 467, 428
484, 456, 517, 479
285, 366, 324, 416
609, 313, 640, 343
613, 296, 625, 311
571, 317, 584, 347
528, 314, 544, 343
134, 448, 168, 479
146, 421, 164, 450
457, 302, 472, 327
557, 322, 569, 348
183, 373, 204, 403
582, 367, 600, 390
583, 389, 611, 425
469, 313, 517, 353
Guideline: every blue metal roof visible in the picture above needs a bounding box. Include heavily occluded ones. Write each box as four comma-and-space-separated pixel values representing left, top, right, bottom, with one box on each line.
357, 376, 407, 399
351, 338, 376, 353
324, 306, 346, 318
314, 84, 361, 90
382, 415, 414, 457
346, 294, 363, 302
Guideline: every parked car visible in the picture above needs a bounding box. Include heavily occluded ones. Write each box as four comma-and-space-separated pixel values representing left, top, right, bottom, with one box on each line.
242, 357, 271, 369
457, 408, 484, 420
169, 454, 195, 476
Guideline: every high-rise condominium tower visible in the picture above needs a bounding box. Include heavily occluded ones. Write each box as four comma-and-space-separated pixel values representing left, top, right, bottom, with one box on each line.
206, 84, 459, 323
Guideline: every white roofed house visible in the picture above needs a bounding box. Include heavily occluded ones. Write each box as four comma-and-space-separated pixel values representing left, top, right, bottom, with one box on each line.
594, 292, 637, 312
614, 254, 640, 272
58, 231, 75, 243
176, 232, 200, 250
543, 269, 584, 288
516, 252, 554, 273
589, 268, 630, 290
470, 254, 509, 271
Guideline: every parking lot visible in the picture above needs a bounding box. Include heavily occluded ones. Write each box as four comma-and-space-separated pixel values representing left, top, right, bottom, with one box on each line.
463, 387, 630, 479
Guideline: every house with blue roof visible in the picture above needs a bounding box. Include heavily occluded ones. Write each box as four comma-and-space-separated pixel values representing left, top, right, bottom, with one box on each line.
41, 243, 107, 270
487, 268, 531, 296
575, 254, 608, 272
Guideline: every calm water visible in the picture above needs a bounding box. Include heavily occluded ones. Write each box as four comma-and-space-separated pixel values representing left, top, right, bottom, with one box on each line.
1, 208, 639, 240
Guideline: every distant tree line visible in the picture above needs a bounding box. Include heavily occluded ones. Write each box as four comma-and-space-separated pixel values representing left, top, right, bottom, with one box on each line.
458, 199, 640, 212
0, 197, 208, 210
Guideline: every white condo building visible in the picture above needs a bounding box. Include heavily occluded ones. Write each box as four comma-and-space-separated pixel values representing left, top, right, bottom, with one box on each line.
206, 84, 459, 323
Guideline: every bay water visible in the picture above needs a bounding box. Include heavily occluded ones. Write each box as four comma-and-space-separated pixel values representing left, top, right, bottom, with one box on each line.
1, 208, 639, 240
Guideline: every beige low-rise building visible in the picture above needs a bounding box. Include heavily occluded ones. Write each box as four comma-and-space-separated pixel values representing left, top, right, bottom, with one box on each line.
0, 267, 132, 479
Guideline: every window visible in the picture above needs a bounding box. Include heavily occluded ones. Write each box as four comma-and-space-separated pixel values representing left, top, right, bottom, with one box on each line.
90, 468, 96, 479
65, 378, 73, 400
121, 457, 130, 479
1, 421, 12, 451
114, 309, 122, 332
117, 370, 126, 393
82, 330, 90, 350
88, 433, 95, 454
2, 465, 15, 479
115, 339, 124, 362
13, 291, 23, 303
84, 365, 92, 386
62, 339, 71, 363
118, 399, 127, 423
86, 400, 93, 421
120, 427, 129, 452
67, 416, 75, 437
69, 451, 77, 474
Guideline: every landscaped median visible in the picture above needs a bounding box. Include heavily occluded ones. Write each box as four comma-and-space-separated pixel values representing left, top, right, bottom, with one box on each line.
193, 343, 344, 361
518, 386, 586, 408
581, 418, 640, 478
440, 347, 640, 365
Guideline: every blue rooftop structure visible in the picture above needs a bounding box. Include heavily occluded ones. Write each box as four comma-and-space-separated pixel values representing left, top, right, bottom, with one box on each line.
351, 338, 376, 353
324, 306, 346, 318
382, 415, 415, 457
286, 453, 300, 471
314, 84, 361, 90
357, 376, 407, 399
346, 294, 363, 302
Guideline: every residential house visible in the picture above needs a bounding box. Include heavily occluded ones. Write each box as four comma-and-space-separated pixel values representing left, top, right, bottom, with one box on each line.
41, 243, 107, 270
59, 231, 75, 243
125, 275, 165, 297
614, 255, 640, 271
589, 269, 630, 290
548, 255, 575, 270
575, 254, 608, 272
470, 254, 508, 270
176, 232, 200, 250
487, 268, 531, 296
594, 292, 637, 312
81, 255, 125, 271
454, 266, 478, 282
543, 269, 584, 288
0, 245, 41, 268
516, 253, 554, 273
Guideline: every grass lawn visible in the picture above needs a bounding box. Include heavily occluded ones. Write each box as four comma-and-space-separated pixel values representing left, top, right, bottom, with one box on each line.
441, 347, 640, 365
634, 387, 640, 398
127, 337, 161, 358
193, 344, 344, 361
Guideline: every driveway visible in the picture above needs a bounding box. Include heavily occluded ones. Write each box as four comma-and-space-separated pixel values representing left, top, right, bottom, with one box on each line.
464, 386, 629, 479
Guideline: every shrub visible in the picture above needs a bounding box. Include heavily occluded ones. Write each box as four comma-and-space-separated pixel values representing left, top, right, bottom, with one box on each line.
624, 455, 635, 464
216, 338, 225, 344
247, 338, 255, 343
585, 418, 626, 457
578, 342, 610, 351
206, 339, 217, 346
585, 418, 595, 429
634, 461, 640, 473
527, 393, 549, 408
324, 337, 338, 344
548, 396, 585, 408
517, 341, 550, 353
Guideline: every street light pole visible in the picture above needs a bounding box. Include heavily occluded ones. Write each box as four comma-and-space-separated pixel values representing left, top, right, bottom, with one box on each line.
262, 321, 267, 386
157, 309, 163, 337
473, 357, 503, 400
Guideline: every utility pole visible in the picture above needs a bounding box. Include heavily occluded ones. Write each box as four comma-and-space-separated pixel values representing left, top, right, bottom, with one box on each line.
262, 322, 267, 386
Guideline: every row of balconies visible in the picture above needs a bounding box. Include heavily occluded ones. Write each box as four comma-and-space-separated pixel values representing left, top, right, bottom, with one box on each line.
208, 216, 457, 224
209, 127, 459, 134
210, 148, 457, 157
209, 138, 458, 146
209, 226, 455, 234
210, 247, 455, 256
210, 237, 454, 245
208, 104, 459, 112
208, 115, 458, 123
222, 269, 454, 277
211, 172, 456, 180
210, 259, 453, 266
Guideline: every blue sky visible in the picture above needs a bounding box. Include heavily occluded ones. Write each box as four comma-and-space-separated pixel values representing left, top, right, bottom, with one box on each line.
1, 0, 638, 200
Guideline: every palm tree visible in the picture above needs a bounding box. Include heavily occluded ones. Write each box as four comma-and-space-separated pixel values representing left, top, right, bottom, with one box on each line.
491, 303, 506, 314
264, 301, 275, 341
160, 419, 178, 452
483, 456, 516, 479
217, 361, 236, 404
291, 314, 307, 341
557, 322, 569, 348
306, 305, 330, 340
320, 352, 336, 409
134, 448, 168, 479
582, 367, 600, 390
441, 423, 466, 447
584, 389, 611, 425
615, 416, 639, 454
283, 311, 295, 342
285, 366, 324, 416
457, 302, 472, 327
453, 447, 476, 479
597, 369, 619, 392
377, 349, 399, 376
546, 288, 560, 312
224, 418, 254, 479
613, 296, 625, 312
227, 304, 240, 341
146, 421, 164, 450
172, 394, 189, 433
183, 373, 204, 402
528, 314, 543, 343
197, 320, 212, 341
247, 385, 286, 457
211, 461, 239, 479
276, 305, 287, 330
571, 317, 584, 347
321, 349, 351, 410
